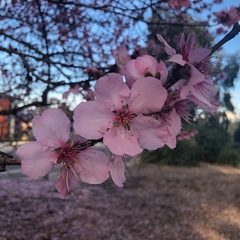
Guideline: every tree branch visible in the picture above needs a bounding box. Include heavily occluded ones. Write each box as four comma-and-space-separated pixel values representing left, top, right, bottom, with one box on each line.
211, 23, 240, 55
0, 152, 21, 172
0, 139, 104, 172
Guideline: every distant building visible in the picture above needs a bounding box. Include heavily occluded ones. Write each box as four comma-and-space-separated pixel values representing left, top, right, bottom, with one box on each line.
0, 96, 10, 141
0, 96, 35, 141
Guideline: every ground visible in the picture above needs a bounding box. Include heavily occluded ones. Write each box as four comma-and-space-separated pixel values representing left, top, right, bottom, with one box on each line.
1, 163, 240, 240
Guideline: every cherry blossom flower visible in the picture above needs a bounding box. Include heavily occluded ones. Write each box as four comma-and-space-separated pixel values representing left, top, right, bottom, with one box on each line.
62, 84, 80, 99
214, 6, 240, 27
174, 76, 218, 113
83, 89, 95, 101
125, 55, 168, 87
159, 108, 182, 149
168, 0, 190, 10
86, 66, 103, 79
157, 33, 218, 113
16, 108, 109, 198
73, 73, 168, 156
113, 46, 131, 75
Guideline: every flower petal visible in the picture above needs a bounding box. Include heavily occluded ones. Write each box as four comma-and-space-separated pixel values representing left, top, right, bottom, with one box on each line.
188, 48, 211, 63
168, 54, 186, 66
133, 116, 169, 150
32, 108, 70, 147
16, 142, 55, 179
110, 156, 126, 187
77, 147, 110, 184
191, 80, 218, 103
125, 60, 140, 87
135, 55, 158, 75
55, 170, 73, 199
164, 109, 182, 149
73, 101, 114, 139
104, 126, 142, 156
94, 73, 130, 110
129, 77, 168, 114
157, 34, 176, 56
157, 60, 168, 84
179, 64, 205, 99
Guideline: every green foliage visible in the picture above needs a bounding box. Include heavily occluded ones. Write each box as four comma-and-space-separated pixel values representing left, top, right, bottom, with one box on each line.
217, 149, 240, 167
233, 123, 240, 143
195, 114, 229, 163
142, 113, 230, 166
223, 92, 234, 112
141, 139, 199, 166
222, 55, 240, 89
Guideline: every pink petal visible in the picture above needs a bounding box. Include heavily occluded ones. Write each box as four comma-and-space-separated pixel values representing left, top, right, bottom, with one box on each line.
32, 108, 70, 147
125, 60, 141, 87
191, 80, 218, 103
110, 156, 126, 187
135, 55, 158, 75
133, 115, 169, 150
157, 61, 168, 84
55, 170, 72, 199
188, 95, 218, 113
62, 90, 70, 99
188, 79, 219, 113
164, 109, 182, 149
157, 34, 176, 56
188, 48, 211, 63
129, 77, 168, 114
168, 54, 186, 66
16, 142, 55, 179
94, 73, 130, 110
104, 126, 142, 156
73, 101, 114, 139
179, 64, 205, 99
77, 147, 110, 184
62, 84, 80, 100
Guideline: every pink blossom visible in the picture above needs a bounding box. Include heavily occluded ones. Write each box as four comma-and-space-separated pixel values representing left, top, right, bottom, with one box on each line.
73, 73, 168, 156
176, 78, 219, 113
168, 0, 190, 10
214, 7, 240, 27
125, 55, 168, 87
173, 98, 194, 122
157, 34, 218, 113
62, 84, 80, 99
86, 66, 103, 79
113, 46, 131, 75
110, 155, 126, 187
83, 89, 95, 101
16, 108, 109, 198
161, 108, 182, 149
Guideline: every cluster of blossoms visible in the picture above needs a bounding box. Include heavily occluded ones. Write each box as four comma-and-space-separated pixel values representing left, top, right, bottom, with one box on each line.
167, 0, 190, 10
214, 6, 240, 28
214, 5, 240, 34
16, 34, 219, 198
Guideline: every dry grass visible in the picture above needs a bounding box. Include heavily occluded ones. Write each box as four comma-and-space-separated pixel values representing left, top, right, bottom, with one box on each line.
1, 163, 240, 240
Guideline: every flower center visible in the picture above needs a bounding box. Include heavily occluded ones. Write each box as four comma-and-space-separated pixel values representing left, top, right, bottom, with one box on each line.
112, 105, 137, 131
55, 139, 79, 165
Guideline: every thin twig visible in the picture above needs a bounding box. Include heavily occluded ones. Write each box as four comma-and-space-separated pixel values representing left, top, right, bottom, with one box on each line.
211, 23, 240, 55
0, 151, 21, 172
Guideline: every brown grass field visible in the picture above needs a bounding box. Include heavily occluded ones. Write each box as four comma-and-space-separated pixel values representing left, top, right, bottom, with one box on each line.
1, 163, 240, 240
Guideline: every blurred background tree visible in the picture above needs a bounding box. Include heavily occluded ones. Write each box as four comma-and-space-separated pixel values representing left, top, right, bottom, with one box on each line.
0, 0, 240, 167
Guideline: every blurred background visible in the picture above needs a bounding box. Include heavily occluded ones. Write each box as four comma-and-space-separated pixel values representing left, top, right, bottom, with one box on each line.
1, 0, 240, 167
1, 1, 240, 240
